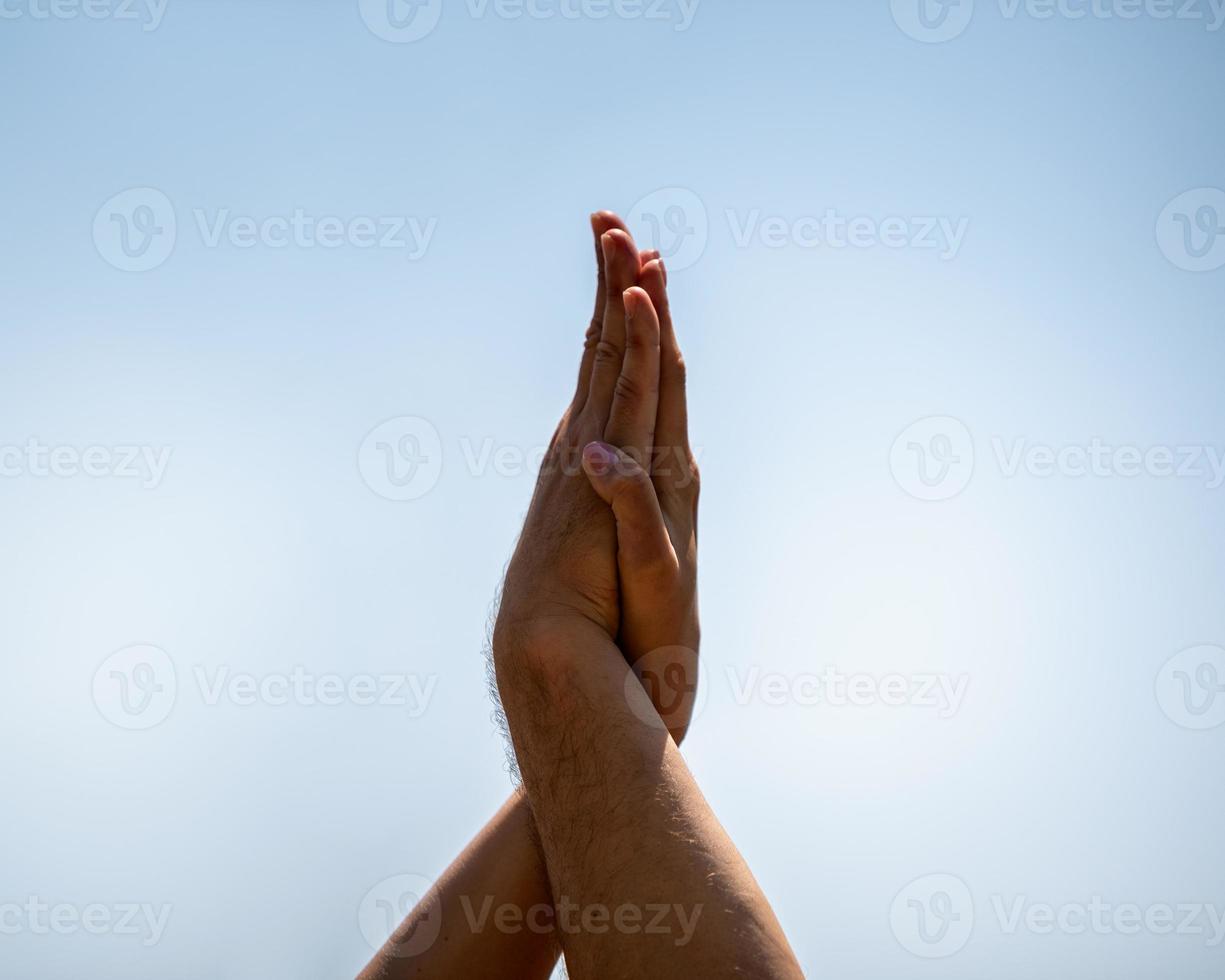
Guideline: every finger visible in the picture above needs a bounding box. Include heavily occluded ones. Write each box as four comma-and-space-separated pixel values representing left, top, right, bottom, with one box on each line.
639, 248, 660, 266
581, 441, 676, 577
583, 229, 641, 425
602, 287, 660, 465
573, 212, 631, 409
637, 259, 691, 494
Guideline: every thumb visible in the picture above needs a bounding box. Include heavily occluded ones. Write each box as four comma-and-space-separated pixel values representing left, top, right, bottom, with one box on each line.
581, 441, 676, 575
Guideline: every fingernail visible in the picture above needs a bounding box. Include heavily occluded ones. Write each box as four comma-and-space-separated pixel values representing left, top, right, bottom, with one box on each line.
583, 441, 617, 476
658, 258, 667, 284
623, 288, 636, 317
601, 231, 616, 259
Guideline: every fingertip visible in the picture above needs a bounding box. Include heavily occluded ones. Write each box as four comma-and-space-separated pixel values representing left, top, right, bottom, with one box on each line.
581, 440, 618, 478
638, 260, 666, 296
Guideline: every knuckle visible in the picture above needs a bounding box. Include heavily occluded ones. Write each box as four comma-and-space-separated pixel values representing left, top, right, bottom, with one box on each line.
613, 372, 646, 405
593, 339, 623, 370
583, 318, 602, 351
662, 354, 687, 388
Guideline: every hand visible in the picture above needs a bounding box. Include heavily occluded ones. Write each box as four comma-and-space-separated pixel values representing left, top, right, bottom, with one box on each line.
494, 211, 700, 740
580, 260, 700, 742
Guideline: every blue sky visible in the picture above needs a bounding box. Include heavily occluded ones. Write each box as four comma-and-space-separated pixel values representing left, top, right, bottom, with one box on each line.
2, 1, 1224, 977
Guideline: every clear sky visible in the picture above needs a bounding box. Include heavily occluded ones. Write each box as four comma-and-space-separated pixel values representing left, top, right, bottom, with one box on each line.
2, 1, 1224, 977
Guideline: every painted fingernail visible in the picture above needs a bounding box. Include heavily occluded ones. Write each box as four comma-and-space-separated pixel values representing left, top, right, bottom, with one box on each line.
583, 441, 617, 475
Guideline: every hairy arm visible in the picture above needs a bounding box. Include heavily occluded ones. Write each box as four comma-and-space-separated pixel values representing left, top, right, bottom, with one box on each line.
493, 618, 802, 978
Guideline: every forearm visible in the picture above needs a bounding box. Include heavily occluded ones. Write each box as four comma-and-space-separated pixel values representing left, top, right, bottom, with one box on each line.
494, 621, 803, 979
356, 791, 560, 980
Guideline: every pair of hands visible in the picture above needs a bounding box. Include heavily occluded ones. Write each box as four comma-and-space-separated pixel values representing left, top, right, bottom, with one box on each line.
494, 212, 700, 740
